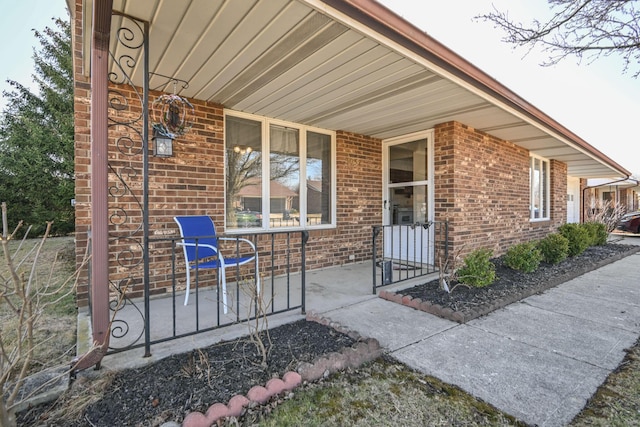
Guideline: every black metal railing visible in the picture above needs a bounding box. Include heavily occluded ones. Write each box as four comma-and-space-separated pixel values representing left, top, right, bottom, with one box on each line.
372, 221, 448, 293
106, 230, 308, 354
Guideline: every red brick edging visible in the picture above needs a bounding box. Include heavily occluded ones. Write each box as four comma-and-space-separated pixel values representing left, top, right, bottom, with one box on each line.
182, 314, 382, 427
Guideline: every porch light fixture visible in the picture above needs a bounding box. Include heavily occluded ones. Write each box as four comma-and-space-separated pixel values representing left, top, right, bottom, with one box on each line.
152, 127, 173, 157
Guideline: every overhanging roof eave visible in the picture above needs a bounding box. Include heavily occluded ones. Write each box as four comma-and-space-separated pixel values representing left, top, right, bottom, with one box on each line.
312, 0, 631, 179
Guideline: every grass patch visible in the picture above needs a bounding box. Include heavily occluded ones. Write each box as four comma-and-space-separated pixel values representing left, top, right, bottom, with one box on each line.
570, 337, 640, 426
243, 357, 525, 427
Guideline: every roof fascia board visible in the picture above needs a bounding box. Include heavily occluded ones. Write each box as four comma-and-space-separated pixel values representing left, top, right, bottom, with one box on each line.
302, 0, 629, 178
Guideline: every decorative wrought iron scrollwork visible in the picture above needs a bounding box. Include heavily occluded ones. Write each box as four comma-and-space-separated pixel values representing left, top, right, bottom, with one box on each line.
105, 11, 148, 352
108, 277, 144, 351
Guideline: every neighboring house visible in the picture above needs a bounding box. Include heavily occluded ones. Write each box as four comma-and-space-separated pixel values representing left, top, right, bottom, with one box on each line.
235, 179, 297, 215
585, 178, 640, 214
69, 0, 631, 351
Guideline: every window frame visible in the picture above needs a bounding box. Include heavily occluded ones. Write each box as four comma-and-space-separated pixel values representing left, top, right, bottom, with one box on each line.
529, 154, 550, 222
224, 109, 336, 232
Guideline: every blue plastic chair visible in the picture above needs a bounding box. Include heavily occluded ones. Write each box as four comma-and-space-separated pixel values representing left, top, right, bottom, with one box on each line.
173, 215, 259, 312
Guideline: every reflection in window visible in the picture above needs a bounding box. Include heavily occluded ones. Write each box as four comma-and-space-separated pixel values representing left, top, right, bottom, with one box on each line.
270, 125, 300, 228
226, 115, 262, 229
225, 112, 334, 230
307, 132, 332, 225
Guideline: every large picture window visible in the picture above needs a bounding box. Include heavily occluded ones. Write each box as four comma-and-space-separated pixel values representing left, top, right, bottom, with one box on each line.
225, 111, 335, 230
530, 155, 550, 220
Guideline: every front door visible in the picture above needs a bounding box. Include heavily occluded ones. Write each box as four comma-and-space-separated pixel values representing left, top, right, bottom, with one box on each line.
567, 176, 580, 223
383, 131, 434, 264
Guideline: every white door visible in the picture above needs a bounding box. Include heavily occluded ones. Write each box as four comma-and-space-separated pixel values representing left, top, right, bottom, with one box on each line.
567, 176, 580, 223
383, 131, 434, 265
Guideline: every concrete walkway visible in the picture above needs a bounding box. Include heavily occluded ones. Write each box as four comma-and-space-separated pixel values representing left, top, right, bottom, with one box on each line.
320, 237, 640, 426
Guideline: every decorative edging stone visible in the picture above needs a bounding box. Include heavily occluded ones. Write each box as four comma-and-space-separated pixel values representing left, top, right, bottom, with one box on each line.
181, 316, 382, 427
380, 246, 640, 324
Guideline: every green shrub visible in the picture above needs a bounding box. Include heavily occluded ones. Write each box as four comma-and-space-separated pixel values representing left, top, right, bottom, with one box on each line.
558, 223, 590, 257
503, 242, 543, 273
537, 233, 569, 264
582, 222, 608, 246
580, 222, 597, 246
457, 248, 496, 287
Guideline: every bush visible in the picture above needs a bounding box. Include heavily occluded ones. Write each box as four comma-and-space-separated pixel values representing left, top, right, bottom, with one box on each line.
537, 233, 569, 264
582, 222, 608, 246
558, 223, 590, 257
457, 248, 496, 287
504, 242, 543, 273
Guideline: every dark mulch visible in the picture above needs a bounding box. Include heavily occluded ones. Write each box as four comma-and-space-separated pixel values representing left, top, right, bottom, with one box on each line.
399, 243, 639, 320
17, 320, 355, 427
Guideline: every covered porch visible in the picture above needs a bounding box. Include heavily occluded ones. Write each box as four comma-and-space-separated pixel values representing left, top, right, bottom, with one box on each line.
78, 259, 435, 368
71, 0, 631, 368
78, 221, 445, 358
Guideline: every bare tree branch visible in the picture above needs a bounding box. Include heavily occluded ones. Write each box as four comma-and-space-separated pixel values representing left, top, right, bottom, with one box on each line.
477, 0, 640, 77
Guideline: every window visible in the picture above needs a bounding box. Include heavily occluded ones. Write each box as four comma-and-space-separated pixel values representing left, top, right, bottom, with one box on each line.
601, 191, 614, 203
225, 111, 335, 230
530, 155, 549, 220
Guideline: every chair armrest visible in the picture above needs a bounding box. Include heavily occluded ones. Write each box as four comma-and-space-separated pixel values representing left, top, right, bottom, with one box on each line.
218, 237, 257, 251
176, 242, 220, 256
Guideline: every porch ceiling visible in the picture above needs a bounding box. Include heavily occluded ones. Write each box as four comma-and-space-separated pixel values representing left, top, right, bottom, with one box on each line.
98, 0, 629, 179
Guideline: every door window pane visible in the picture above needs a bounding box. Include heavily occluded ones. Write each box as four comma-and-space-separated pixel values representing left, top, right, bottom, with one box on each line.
389, 139, 427, 183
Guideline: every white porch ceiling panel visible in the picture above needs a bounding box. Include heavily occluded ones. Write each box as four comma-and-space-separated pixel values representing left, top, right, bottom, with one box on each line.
103, 0, 626, 178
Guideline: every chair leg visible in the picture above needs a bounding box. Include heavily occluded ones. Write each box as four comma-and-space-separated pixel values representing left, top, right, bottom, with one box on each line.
255, 254, 260, 295
220, 267, 228, 314
184, 268, 191, 306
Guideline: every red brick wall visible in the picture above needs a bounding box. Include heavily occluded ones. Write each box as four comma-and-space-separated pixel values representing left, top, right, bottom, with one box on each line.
73, 77, 383, 305
434, 122, 566, 258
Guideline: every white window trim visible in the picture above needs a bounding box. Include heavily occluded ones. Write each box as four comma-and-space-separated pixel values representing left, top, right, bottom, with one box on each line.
530, 154, 550, 222
224, 109, 336, 232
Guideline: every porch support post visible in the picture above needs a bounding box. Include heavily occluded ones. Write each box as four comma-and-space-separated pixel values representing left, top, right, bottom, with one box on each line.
90, 0, 113, 347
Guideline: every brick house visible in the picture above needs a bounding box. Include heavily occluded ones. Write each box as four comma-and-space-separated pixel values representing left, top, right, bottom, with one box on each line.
585, 178, 640, 215
69, 0, 631, 352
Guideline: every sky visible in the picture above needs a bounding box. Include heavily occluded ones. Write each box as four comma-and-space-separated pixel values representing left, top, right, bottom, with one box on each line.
1, 1, 638, 177
0, 1, 70, 109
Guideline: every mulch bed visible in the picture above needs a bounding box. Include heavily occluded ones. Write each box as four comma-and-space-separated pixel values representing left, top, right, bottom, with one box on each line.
17, 319, 364, 427
381, 243, 640, 323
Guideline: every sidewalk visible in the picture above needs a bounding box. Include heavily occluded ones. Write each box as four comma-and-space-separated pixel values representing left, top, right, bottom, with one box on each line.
319, 240, 640, 426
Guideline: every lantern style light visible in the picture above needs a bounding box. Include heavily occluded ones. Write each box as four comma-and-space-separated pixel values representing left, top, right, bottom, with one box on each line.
152, 127, 173, 157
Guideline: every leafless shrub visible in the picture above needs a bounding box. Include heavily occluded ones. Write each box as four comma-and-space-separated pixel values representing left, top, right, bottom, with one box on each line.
438, 246, 470, 293
0, 202, 89, 426
225, 273, 273, 368
585, 196, 627, 232
242, 274, 272, 368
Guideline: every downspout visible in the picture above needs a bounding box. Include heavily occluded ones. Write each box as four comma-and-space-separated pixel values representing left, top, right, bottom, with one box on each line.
90, 0, 113, 351
581, 176, 630, 222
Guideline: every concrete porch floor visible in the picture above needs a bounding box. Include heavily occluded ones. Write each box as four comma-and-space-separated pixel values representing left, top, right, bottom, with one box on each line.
79, 260, 435, 371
